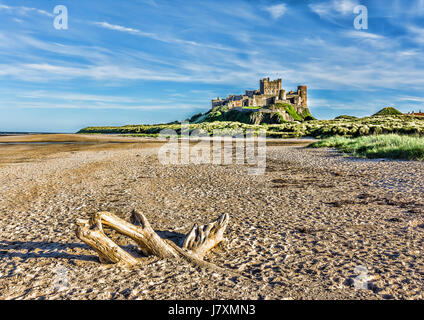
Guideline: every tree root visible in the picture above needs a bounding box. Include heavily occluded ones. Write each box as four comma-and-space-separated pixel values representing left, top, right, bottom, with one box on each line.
76, 210, 245, 277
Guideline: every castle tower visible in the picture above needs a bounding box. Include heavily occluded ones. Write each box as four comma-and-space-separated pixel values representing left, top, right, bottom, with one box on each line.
260, 78, 282, 96
297, 85, 307, 107
279, 89, 286, 100
259, 78, 268, 95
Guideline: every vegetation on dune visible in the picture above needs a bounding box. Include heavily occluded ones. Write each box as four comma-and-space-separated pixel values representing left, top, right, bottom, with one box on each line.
334, 115, 358, 120
78, 101, 424, 143
78, 114, 424, 139
300, 110, 315, 121
373, 107, 403, 116
77, 102, 424, 161
187, 112, 204, 123
223, 109, 255, 124
309, 134, 424, 161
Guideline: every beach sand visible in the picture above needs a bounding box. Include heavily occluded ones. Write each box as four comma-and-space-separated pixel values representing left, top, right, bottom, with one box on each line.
0, 134, 423, 299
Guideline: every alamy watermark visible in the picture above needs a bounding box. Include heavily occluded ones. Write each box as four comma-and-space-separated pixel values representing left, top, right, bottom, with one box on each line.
157, 122, 267, 175
353, 265, 369, 290
354, 5, 368, 30
53, 5, 68, 30
53, 264, 69, 292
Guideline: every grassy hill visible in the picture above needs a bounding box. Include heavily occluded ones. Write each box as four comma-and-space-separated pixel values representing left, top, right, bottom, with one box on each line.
373, 107, 403, 116
190, 103, 314, 125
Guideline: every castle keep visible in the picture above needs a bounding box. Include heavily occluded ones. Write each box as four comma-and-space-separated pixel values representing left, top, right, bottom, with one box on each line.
212, 78, 308, 109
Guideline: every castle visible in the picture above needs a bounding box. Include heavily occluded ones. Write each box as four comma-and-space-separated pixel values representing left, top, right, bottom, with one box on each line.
212, 78, 308, 109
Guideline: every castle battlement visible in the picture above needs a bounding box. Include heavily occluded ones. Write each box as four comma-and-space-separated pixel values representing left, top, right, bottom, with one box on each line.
212, 78, 307, 109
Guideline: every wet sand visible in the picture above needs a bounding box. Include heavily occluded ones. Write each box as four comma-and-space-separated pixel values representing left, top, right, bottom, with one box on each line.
0, 134, 164, 166
0, 134, 423, 300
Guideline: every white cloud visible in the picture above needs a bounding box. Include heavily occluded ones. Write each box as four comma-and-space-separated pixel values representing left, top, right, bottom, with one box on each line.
309, 3, 330, 17
399, 96, 424, 103
333, 0, 358, 14
0, 100, 202, 110
309, 0, 359, 18
345, 31, 384, 39
93, 21, 237, 52
19, 91, 139, 104
399, 49, 421, 56
264, 3, 287, 19
94, 22, 148, 36
0, 62, 205, 82
343, 31, 389, 49
406, 25, 424, 44
0, 4, 53, 17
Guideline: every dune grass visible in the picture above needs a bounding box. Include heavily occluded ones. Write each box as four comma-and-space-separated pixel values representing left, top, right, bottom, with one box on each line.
79, 115, 424, 139
309, 134, 424, 161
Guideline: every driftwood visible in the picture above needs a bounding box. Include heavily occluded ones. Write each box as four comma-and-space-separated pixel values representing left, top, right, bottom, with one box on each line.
76, 210, 235, 274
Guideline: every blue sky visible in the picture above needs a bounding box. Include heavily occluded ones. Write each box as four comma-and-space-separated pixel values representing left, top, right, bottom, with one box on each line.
0, 0, 424, 132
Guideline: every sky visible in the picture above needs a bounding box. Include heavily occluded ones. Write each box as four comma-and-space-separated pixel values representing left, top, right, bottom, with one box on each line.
0, 0, 423, 132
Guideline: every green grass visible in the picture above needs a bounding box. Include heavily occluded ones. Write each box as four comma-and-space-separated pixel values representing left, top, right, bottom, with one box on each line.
309, 134, 424, 160
275, 103, 303, 121
242, 106, 262, 110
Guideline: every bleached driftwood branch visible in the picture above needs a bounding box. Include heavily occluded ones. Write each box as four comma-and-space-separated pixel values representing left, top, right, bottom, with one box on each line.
76, 210, 232, 273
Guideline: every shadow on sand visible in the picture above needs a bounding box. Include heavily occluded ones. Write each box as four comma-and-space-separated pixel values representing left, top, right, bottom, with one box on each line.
0, 229, 186, 264
0, 240, 98, 262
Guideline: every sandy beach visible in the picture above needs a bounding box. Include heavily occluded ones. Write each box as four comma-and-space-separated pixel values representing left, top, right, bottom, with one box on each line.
0, 134, 423, 300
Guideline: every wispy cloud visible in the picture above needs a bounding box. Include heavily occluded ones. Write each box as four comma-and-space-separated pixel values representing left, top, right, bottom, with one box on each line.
93, 21, 237, 52
399, 96, 424, 103
0, 4, 53, 17
398, 49, 421, 56
0, 63, 191, 82
345, 30, 385, 40
19, 91, 139, 104
309, 0, 359, 18
93, 22, 154, 37
406, 25, 424, 44
0, 25, 422, 93
343, 31, 390, 49
0, 100, 202, 110
264, 3, 287, 19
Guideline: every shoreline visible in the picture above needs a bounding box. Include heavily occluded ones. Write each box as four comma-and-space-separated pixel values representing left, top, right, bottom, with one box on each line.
0, 133, 318, 143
